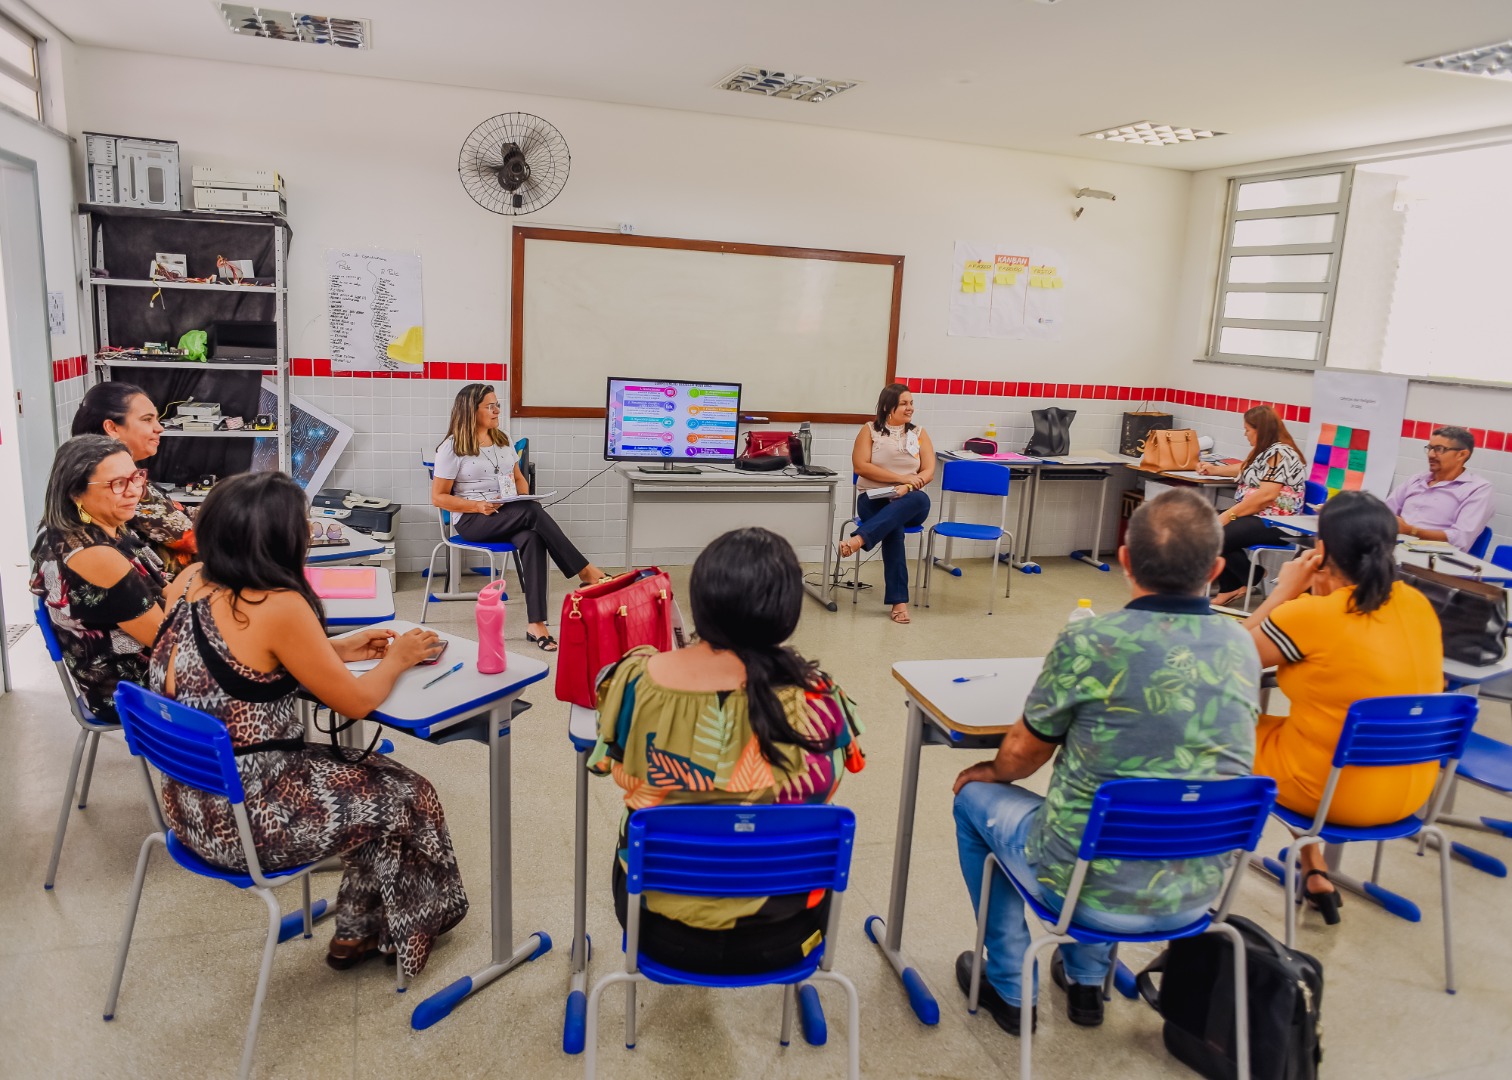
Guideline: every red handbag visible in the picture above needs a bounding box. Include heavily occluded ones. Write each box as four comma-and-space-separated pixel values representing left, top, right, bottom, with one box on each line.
740, 430, 793, 459
555, 567, 675, 707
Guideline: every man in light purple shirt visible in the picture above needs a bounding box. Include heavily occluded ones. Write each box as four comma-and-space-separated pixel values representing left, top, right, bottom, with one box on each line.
1385, 426, 1493, 552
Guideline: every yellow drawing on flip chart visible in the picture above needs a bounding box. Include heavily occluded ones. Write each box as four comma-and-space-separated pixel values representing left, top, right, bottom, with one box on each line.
386, 325, 425, 365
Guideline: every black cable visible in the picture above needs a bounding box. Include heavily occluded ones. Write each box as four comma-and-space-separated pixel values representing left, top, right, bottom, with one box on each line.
540, 463, 617, 508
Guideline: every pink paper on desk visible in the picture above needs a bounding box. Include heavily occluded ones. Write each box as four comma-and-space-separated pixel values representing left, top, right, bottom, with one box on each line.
305, 566, 378, 600
979, 452, 1039, 462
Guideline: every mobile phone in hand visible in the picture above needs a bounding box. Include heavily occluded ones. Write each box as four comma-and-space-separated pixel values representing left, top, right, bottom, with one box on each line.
419, 639, 450, 666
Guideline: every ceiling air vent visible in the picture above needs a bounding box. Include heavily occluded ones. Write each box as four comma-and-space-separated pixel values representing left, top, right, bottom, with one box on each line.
1409, 39, 1512, 81
717, 67, 858, 103
1083, 121, 1225, 146
218, 5, 371, 49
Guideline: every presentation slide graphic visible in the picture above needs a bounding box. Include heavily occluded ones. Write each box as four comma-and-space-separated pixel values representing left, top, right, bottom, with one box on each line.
607, 379, 739, 461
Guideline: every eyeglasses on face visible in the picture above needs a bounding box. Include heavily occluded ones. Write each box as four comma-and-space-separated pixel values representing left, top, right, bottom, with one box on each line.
479, 402, 502, 412
88, 469, 149, 496
1424, 443, 1467, 455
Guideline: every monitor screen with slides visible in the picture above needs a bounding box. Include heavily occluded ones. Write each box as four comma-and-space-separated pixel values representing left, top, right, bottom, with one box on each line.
605, 377, 742, 466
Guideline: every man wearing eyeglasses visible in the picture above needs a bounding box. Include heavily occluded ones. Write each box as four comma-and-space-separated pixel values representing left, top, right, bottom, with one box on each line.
1384, 426, 1492, 552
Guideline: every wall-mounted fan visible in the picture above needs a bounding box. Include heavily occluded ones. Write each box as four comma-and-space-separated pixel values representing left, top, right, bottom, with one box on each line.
458, 113, 571, 215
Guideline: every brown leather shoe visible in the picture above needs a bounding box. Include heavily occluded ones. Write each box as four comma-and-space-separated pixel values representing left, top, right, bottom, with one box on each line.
326, 936, 390, 970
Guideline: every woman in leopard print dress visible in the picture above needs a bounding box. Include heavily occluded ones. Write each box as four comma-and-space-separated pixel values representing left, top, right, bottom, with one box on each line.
150, 472, 466, 978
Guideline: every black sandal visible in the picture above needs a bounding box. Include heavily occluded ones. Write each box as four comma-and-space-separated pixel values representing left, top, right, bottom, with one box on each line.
526, 632, 558, 653
1301, 868, 1342, 925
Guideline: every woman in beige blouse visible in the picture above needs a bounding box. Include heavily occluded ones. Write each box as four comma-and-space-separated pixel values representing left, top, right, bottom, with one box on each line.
839, 383, 936, 623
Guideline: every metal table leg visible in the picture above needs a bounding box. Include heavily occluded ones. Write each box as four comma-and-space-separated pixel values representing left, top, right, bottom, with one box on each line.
563, 745, 592, 1053
1070, 471, 1112, 571
863, 701, 940, 1025
1013, 467, 1043, 573
805, 481, 840, 612
412, 700, 552, 1029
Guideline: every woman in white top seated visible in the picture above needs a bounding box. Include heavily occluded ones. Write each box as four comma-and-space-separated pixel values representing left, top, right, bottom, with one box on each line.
838, 383, 935, 624
432, 383, 606, 651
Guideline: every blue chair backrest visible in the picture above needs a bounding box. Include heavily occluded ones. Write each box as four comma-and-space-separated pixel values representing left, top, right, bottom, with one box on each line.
941, 459, 1012, 498
1304, 480, 1328, 509
1468, 526, 1491, 559
33, 597, 65, 663
1077, 776, 1277, 863
1493, 544, 1512, 572
1332, 694, 1478, 769
114, 682, 246, 803
625, 805, 856, 898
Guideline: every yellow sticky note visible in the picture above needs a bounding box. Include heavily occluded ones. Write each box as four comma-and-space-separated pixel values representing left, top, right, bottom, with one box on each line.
386, 325, 424, 365
961, 279, 975, 293
994, 271, 1017, 286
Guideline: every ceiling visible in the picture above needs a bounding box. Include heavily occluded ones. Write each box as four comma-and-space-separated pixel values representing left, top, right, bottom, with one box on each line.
34, 0, 1512, 170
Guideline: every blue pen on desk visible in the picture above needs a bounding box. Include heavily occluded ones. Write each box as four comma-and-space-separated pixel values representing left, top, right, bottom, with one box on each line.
953, 673, 998, 683
423, 662, 463, 689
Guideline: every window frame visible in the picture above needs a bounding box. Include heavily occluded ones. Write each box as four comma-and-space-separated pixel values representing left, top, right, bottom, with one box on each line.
1206, 164, 1354, 371
0, 10, 41, 123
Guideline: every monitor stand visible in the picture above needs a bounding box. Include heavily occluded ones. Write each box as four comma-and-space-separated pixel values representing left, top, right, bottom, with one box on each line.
638, 461, 701, 474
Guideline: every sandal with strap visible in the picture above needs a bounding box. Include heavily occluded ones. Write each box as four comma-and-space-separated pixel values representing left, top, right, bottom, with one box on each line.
1301, 868, 1342, 925
526, 632, 559, 653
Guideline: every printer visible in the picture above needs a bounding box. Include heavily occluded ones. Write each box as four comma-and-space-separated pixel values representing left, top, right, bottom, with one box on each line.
312, 488, 401, 541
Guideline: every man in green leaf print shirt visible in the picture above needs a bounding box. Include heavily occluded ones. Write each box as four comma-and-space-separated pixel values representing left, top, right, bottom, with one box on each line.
952, 489, 1258, 1035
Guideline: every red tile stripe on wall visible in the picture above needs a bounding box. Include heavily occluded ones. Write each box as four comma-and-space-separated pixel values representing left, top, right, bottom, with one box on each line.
899, 377, 1512, 454
51, 355, 88, 381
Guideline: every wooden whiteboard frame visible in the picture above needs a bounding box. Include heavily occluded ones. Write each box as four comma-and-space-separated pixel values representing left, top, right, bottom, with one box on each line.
509, 227, 904, 421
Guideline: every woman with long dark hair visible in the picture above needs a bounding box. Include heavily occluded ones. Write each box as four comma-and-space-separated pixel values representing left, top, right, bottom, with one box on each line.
431, 382, 606, 650
150, 471, 468, 978
1197, 404, 1308, 606
30, 435, 167, 722
593, 527, 863, 974
839, 382, 936, 623
1242, 491, 1442, 924
72, 382, 196, 576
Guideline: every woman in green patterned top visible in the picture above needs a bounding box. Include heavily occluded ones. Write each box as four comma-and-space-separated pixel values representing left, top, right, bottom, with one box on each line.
72, 383, 196, 578
593, 527, 863, 975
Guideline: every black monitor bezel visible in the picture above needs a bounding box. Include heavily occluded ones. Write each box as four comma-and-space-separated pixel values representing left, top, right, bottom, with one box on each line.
603, 376, 744, 464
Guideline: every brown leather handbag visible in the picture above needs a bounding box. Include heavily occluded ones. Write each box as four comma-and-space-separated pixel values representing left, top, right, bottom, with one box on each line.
1139, 428, 1201, 472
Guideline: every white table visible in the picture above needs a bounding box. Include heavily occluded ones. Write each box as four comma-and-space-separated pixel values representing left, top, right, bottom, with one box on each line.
305, 533, 389, 566
617, 463, 843, 610
318, 570, 396, 629
1259, 516, 1511, 584
866, 658, 1044, 1025
335, 620, 554, 1030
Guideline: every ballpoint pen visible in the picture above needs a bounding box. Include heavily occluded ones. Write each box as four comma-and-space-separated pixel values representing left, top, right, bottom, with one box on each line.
953, 673, 998, 683
423, 662, 464, 689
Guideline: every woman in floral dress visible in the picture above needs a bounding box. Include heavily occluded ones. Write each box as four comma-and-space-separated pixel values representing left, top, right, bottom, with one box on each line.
31, 435, 167, 722
150, 470, 467, 978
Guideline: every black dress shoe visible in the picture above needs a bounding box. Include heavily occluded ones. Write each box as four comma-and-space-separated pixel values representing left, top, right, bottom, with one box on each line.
1051, 949, 1105, 1027
955, 951, 1037, 1036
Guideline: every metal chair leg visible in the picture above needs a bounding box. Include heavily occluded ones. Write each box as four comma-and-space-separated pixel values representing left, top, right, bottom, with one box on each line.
969, 853, 996, 1012
584, 970, 637, 1079
988, 538, 1001, 615
1214, 921, 1252, 1080
45, 727, 90, 889
78, 730, 103, 809
419, 542, 446, 624
301, 877, 314, 938
810, 970, 862, 1080
238, 889, 284, 1080
780, 983, 796, 1046
1242, 553, 1261, 613
624, 978, 638, 1049
104, 832, 164, 1019
1425, 824, 1456, 993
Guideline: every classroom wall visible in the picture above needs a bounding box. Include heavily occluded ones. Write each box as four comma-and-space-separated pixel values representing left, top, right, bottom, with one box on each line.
1166, 132, 1512, 555
63, 46, 1193, 570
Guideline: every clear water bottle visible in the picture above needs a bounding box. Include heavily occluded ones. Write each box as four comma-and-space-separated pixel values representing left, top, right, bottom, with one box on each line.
1067, 598, 1096, 626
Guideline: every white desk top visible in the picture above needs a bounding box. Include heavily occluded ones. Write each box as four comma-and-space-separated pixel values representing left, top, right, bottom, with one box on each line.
321, 570, 395, 627
1444, 651, 1512, 687
361, 620, 550, 737
569, 704, 598, 751
1038, 449, 1127, 466
306, 533, 388, 564
1396, 546, 1511, 583
617, 462, 839, 488
892, 658, 1045, 735
1260, 514, 1320, 536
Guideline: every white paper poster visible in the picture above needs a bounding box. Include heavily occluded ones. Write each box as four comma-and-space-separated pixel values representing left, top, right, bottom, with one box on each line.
327, 248, 424, 372
1021, 247, 1066, 342
988, 251, 1030, 339
948, 241, 994, 338
1305, 370, 1409, 499
948, 241, 1064, 340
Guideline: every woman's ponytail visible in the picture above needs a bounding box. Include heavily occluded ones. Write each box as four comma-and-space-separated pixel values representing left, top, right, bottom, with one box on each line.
1316, 491, 1398, 614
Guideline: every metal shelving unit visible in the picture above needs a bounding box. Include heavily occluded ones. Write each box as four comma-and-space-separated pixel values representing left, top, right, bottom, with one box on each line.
80, 205, 291, 474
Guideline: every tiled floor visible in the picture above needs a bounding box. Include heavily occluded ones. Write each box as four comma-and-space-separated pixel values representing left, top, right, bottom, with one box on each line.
3, 558, 1511, 1079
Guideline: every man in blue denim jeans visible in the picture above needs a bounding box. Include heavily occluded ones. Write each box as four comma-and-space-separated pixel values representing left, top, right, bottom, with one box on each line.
952, 489, 1258, 1035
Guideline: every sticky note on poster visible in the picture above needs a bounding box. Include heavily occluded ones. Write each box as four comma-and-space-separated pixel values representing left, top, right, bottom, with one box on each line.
949, 242, 995, 337
993, 254, 1028, 287
1022, 247, 1066, 341
1028, 263, 1064, 289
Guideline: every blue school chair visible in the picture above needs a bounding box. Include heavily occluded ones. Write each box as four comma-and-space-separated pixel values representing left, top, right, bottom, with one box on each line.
1303, 479, 1328, 511
1256, 693, 1478, 993
968, 776, 1277, 1080
104, 682, 373, 1080
1467, 526, 1491, 560
35, 597, 123, 890
585, 805, 861, 1079
917, 460, 1015, 614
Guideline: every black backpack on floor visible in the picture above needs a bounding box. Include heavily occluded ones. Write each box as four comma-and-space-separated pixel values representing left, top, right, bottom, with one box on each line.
1136, 914, 1323, 1080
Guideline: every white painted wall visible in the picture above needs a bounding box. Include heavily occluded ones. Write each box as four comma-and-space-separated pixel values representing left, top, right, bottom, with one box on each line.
64, 46, 1192, 570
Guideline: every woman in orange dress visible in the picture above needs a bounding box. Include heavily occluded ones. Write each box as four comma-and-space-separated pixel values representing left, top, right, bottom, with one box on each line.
1242, 491, 1443, 925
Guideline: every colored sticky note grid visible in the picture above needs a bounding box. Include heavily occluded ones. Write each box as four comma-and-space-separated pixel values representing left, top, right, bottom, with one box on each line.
1312, 424, 1369, 497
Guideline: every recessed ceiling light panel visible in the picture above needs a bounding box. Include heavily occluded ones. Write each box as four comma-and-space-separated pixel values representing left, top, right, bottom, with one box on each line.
218, 5, 371, 49
1082, 120, 1226, 146
717, 67, 859, 103
1410, 40, 1512, 81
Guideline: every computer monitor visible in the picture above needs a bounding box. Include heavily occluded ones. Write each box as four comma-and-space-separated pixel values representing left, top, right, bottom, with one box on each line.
605, 377, 742, 473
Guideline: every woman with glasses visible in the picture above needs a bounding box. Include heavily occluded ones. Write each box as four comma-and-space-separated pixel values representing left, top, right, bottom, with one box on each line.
30, 435, 167, 722
71, 382, 196, 577
431, 383, 608, 651
1385, 426, 1493, 552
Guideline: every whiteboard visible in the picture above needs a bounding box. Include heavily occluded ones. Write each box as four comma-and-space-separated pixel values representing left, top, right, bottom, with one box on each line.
513, 230, 902, 420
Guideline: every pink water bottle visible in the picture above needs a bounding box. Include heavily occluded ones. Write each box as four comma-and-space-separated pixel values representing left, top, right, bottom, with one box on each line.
475, 580, 508, 674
